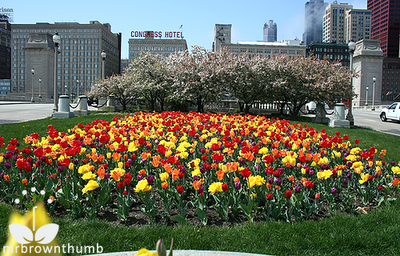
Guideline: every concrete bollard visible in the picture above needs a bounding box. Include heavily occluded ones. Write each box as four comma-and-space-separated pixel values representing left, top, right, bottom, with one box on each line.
53, 95, 74, 118
329, 103, 350, 128
74, 95, 91, 116
59, 95, 70, 112
312, 103, 329, 124
99, 95, 115, 111
334, 103, 346, 120
107, 95, 115, 107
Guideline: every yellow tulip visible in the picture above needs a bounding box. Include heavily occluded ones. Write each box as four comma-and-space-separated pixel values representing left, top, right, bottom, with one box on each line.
3, 202, 62, 256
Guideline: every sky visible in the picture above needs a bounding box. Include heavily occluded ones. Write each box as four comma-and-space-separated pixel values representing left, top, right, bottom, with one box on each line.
5, 0, 367, 59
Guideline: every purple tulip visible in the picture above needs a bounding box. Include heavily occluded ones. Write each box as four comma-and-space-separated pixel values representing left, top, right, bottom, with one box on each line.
331, 187, 337, 194
137, 174, 143, 181
268, 177, 274, 184
198, 186, 204, 195
309, 170, 315, 176
234, 182, 241, 190
295, 186, 301, 193
343, 178, 348, 185
146, 175, 154, 184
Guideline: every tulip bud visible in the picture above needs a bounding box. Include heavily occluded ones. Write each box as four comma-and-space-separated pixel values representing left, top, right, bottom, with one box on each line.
156, 239, 167, 256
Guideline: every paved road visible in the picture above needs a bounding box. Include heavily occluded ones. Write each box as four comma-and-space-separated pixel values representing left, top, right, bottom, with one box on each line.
353, 108, 400, 136
0, 102, 54, 124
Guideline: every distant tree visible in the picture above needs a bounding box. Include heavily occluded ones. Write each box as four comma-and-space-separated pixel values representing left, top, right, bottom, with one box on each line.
217, 50, 273, 113
88, 74, 137, 111
125, 51, 172, 111
168, 46, 222, 113
269, 55, 356, 118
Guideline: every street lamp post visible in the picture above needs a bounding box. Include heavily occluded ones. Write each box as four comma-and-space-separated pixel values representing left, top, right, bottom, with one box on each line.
38, 78, 42, 101
372, 77, 376, 111
77, 79, 80, 97
31, 68, 35, 103
346, 41, 356, 127
53, 32, 61, 113
365, 86, 369, 106
101, 50, 106, 79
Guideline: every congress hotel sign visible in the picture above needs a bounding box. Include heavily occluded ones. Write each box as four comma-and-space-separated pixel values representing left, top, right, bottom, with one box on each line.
131, 31, 184, 39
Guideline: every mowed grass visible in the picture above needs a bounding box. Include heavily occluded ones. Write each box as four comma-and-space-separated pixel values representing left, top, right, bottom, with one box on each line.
1, 113, 400, 256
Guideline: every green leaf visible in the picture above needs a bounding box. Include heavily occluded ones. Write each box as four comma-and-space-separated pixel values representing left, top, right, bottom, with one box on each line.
171, 214, 187, 225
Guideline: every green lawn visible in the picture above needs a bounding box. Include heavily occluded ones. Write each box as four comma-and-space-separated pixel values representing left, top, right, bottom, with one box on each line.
1, 113, 400, 256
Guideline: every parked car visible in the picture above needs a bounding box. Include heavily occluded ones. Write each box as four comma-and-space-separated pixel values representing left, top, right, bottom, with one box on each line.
380, 102, 400, 122
305, 101, 329, 114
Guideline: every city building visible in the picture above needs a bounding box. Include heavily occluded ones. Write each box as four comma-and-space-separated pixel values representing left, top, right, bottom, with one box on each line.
213, 24, 306, 57
323, 2, 353, 44
303, 0, 328, 45
367, 0, 400, 100
306, 42, 350, 67
120, 58, 129, 74
0, 19, 11, 79
128, 31, 187, 62
343, 9, 372, 43
368, 0, 400, 58
0, 79, 10, 95
8, 21, 121, 101
263, 20, 277, 42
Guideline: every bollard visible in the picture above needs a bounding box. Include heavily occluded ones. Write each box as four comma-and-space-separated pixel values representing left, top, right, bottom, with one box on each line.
53, 95, 74, 118
74, 95, 91, 116
334, 103, 346, 120
329, 103, 350, 128
59, 95, 70, 112
312, 103, 329, 124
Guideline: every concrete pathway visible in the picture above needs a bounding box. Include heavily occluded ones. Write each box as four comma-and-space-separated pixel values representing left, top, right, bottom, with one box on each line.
86, 250, 270, 256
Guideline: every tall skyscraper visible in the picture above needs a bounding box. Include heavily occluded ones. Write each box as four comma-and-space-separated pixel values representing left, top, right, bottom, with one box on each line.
263, 20, 277, 42
344, 9, 372, 43
368, 0, 400, 57
303, 0, 328, 45
323, 2, 353, 44
368, 0, 400, 100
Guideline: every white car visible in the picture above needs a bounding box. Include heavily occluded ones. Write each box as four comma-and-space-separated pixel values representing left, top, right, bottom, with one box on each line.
305, 101, 329, 114
380, 102, 400, 122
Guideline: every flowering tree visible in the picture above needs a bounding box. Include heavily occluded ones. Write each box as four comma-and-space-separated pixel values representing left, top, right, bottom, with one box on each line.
168, 46, 222, 113
268, 55, 355, 118
218, 50, 273, 113
125, 51, 172, 111
88, 74, 137, 111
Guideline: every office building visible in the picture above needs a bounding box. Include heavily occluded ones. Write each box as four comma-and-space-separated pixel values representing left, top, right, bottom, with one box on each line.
303, 0, 328, 45
263, 20, 277, 42
9, 21, 121, 101
368, 0, 400, 100
306, 42, 350, 67
128, 31, 187, 62
213, 24, 305, 58
121, 59, 129, 74
323, 2, 353, 44
368, 0, 400, 57
0, 20, 11, 80
343, 9, 372, 43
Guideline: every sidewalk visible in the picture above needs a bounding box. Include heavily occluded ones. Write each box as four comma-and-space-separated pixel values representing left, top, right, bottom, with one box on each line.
86, 250, 270, 256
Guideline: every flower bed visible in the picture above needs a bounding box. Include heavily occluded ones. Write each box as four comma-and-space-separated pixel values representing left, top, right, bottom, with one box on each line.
0, 111, 399, 224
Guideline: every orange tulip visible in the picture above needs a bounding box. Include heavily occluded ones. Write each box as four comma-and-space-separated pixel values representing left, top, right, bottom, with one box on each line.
216, 170, 225, 180
193, 180, 201, 190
